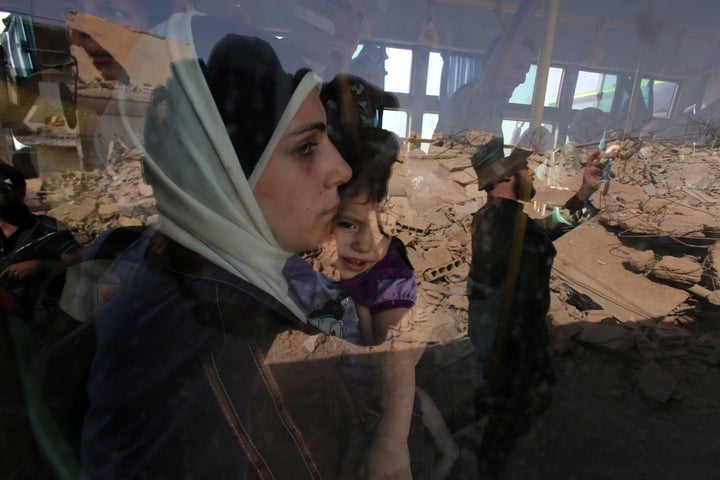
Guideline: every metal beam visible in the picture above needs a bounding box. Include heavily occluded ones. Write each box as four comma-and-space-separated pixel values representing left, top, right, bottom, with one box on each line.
529, 0, 559, 130
435, 0, 720, 43
623, 50, 647, 139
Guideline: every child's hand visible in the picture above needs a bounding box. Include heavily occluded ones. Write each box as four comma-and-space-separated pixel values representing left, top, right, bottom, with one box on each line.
361, 435, 412, 480
578, 150, 605, 200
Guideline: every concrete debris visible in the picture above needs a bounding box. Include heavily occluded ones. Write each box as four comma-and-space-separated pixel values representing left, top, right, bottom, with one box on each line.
582, 310, 615, 323
28, 143, 156, 244
637, 361, 678, 403
553, 227, 690, 322
687, 284, 720, 306
650, 324, 692, 349
576, 323, 635, 351
650, 256, 704, 288
67, 12, 194, 87
708, 242, 720, 286
303, 334, 320, 352
19, 122, 719, 406
625, 250, 657, 273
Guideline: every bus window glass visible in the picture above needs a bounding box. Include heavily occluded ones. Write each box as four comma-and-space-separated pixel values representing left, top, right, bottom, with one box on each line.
426, 51, 443, 96
645, 79, 677, 118
385, 47, 412, 94
382, 109, 408, 138
421, 112, 439, 152
573, 71, 617, 112
509, 65, 564, 107
502, 120, 555, 147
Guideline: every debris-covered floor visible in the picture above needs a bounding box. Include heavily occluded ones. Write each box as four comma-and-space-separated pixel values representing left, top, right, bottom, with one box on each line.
22, 131, 720, 478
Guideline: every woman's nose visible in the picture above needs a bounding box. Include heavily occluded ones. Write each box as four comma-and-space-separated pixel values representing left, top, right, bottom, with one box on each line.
325, 142, 352, 188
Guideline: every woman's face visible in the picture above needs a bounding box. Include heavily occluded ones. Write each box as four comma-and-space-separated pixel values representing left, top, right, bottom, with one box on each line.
253, 91, 351, 253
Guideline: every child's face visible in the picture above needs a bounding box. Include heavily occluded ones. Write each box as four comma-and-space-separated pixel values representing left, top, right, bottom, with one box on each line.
332, 193, 391, 280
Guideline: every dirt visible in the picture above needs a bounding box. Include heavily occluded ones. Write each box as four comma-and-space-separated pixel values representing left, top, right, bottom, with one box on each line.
506, 342, 720, 480
9, 134, 720, 479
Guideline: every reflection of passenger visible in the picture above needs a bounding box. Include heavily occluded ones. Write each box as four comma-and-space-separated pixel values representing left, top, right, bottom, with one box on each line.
80, 34, 361, 479
350, 43, 388, 89
324, 0, 369, 78
32, 0, 161, 82
459, 138, 604, 478
435, 36, 536, 137
0, 164, 78, 305
567, 107, 610, 145
168, 0, 367, 80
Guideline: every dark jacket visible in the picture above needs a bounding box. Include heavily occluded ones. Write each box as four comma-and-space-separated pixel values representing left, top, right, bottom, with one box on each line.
81, 233, 362, 479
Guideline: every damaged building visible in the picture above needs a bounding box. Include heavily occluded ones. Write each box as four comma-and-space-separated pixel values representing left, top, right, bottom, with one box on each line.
1, 0, 719, 479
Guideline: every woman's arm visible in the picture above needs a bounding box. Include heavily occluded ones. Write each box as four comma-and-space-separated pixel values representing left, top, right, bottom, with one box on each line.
362, 307, 425, 480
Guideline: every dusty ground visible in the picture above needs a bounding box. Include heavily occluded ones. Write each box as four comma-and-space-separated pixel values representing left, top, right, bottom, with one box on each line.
6, 135, 720, 479
505, 338, 720, 480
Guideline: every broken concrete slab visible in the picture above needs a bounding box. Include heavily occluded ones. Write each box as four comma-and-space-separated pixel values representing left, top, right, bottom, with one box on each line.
423, 247, 454, 267
650, 324, 692, 349
625, 249, 656, 273
553, 225, 690, 322
582, 310, 615, 323
49, 202, 95, 224
576, 323, 635, 351
650, 256, 703, 288
68, 12, 194, 87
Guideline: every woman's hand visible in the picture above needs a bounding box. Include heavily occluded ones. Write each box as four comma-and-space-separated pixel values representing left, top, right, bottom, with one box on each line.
360, 435, 412, 480
0, 260, 43, 280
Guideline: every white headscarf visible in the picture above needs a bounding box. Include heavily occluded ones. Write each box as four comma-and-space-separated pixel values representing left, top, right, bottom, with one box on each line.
138, 45, 321, 321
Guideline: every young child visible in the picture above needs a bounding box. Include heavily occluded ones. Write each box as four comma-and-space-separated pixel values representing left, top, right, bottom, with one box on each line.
283, 124, 424, 479
283, 75, 415, 347
284, 75, 459, 479
331, 127, 416, 346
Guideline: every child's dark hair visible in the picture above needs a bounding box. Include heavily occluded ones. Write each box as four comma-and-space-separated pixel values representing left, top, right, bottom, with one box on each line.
332, 127, 400, 203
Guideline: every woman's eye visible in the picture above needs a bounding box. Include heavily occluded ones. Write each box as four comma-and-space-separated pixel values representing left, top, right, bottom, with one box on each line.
297, 142, 317, 155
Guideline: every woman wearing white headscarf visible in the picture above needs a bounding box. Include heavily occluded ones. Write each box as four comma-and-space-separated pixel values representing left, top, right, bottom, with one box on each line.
80, 34, 361, 479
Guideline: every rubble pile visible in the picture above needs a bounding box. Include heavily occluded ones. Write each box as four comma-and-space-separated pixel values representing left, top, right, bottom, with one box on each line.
384, 132, 719, 404
597, 140, 720, 239
30, 138, 157, 245
25, 130, 720, 387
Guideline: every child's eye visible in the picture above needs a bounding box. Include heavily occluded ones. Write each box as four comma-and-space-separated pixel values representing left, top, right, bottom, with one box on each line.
334, 220, 356, 230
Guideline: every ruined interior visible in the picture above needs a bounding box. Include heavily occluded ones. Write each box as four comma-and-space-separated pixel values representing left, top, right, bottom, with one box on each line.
1, 0, 719, 479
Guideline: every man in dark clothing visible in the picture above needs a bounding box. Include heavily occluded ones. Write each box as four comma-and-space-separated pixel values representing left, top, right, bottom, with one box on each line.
461, 137, 605, 478
0, 163, 78, 313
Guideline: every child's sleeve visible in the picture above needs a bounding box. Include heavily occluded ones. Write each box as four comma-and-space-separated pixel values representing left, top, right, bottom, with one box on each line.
368, 276, 417, 315
282, 255, 362, 345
